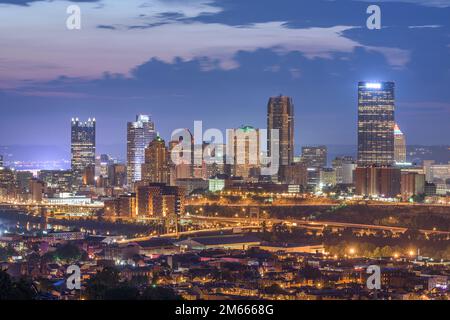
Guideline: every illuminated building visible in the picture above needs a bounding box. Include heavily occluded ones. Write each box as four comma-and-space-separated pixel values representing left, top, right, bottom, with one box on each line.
301, 146, 327, 189
332, 156, 356, 184
82, 164, 96, 186
39, 170, 73, 193
45, 193, 100, 205
355, 166, 401, 198
0, 166, 15, 196
175, 178, 208, 195
136, 183, 185, 218
281, 162, 308, 189
127, 115, 156, 185
424, 182, 437, 196
0, 155, 3, 168
104, 194, 136, 218
267, 95, 294, 181
71, 118, 96, 186
301, 146, 327, 168
228, 125, 260, 181
169, 129, 194, 184
203, 141, 227, 179
401, 172, 425, 201
29, 178, 44, 203
208, 176, 226, 192
108, 164, 127, 187
15, 171, 33, 192
142, 136, 170, 184
394, 123, 406, 163
96, 154, 112, 178
320, 168, 337, 187
357, 82, 395, 166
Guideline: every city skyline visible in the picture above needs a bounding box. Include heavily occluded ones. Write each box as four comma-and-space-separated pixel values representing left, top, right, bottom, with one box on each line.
0, 0, 449, 304
0, 0, 449, 154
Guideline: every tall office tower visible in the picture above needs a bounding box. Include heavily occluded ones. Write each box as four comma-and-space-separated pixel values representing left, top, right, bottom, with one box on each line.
29, 178, 45, 203
142, 136, 170, 184
301, 145, 327, 190
394, 123, 406, 163
169, 129, 194, 184
107, 164, 127, 187
229, 125, 260, 181
71, 118, 96, 186
15, 171, 33, 192
0, 155, 3, 167
267, 95, 294, 180
96, 154, 112, 178
127, 115, 156, 185
301, 146, 327, 168
357, 81, 395, 167
204, 142, 226, 179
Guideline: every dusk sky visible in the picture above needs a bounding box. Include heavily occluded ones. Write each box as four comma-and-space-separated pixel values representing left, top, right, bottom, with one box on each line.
0, 0, 449, 159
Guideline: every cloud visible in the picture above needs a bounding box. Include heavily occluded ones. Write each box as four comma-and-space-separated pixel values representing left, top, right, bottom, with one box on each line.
408, 25, 442, 28
0, 0, 99, 6
356, 0, 450, 8
0, 0, 410, 87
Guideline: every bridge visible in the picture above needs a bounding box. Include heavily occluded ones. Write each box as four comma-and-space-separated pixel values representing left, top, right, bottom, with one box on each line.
0, 202, 102, 215
187, 214, 450, 236
119, 213, 450, 244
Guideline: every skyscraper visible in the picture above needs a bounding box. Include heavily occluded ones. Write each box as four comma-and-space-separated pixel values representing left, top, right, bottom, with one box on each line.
127, 115, 156, 185
229, 125, 260, 181
394, 123, 406, 163
142, 136, 170, 184
267, 95, 294, 180
301, 146, 327, 168
357, 82, 395, 167
301, 145, 327, 190
71, 118, 96, 185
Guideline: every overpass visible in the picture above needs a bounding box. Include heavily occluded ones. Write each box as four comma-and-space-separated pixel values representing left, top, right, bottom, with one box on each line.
187, 214, 450, 236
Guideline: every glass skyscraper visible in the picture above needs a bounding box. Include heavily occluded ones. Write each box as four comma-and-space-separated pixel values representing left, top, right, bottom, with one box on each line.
127, 114, 156, 185
267, 95, 294, 180
71, 118, 96, 185
357, 82, 395, 167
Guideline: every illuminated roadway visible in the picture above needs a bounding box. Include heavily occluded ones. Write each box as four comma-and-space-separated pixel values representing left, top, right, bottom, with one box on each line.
187, 214, 450, 236
120, 214, 450, 243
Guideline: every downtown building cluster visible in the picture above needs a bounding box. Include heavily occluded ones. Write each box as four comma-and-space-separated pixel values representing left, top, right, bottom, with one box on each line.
1, 83, 450, 212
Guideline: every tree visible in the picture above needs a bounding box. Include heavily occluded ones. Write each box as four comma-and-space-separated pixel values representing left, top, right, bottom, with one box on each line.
140, 286, 181, 300
0, 270, 36, 300
104, 285, 139, 300
52, 243, 84, 263
0, 270, 13, 300
299, 265, 322, 280
85, 267, 121, 300
263, 284, 286, 295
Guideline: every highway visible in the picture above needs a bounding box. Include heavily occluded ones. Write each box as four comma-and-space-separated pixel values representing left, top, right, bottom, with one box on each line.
188, 214, 450, 235
119, 214, 450, 244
